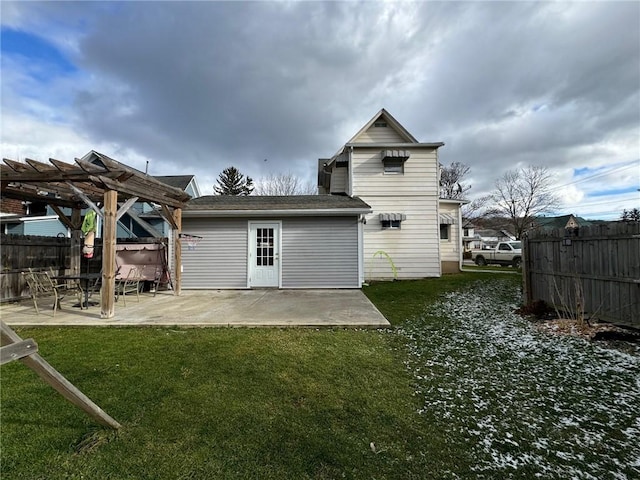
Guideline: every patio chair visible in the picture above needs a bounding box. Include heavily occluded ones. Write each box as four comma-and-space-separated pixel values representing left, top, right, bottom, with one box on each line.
46, 268, 85, 307
22, 270, 61, 317
115, 267, 142, 306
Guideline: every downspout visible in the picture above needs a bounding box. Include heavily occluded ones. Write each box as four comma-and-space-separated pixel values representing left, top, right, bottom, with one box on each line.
358, 214, 365, 286
348, 146, 354, 196
436, 165, 442, 277
458, 203, 464, 272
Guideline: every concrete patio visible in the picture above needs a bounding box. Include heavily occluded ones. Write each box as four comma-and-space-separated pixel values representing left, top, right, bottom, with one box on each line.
1, 289, 390, 328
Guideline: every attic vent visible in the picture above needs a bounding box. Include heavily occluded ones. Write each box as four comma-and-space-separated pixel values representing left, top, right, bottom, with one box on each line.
374, 121, 387, 127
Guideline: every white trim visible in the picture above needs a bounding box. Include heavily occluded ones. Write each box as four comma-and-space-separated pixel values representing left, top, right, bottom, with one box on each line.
19, 215, 60, 222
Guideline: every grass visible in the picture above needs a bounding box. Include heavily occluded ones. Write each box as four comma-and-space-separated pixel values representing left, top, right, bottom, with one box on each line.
1, 327, 427, 479
461, 264, 519, 272
3, 271, 638, 479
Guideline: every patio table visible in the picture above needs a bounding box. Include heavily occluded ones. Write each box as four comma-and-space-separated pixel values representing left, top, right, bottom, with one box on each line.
51, 273, 102, 309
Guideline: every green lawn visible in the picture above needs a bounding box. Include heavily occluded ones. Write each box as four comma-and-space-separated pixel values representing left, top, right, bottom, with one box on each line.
1, 327, 428, 479
3, 272, 638, 479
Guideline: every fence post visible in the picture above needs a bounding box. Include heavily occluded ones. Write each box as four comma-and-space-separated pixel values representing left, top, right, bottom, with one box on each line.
522, 233, 532, 306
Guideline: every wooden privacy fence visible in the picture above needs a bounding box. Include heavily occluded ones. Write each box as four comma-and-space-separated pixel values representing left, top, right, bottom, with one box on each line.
522, 222, 640, 328
1, 234, 73, 302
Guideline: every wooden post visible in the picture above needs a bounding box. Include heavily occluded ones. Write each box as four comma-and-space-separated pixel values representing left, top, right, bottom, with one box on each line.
522, 233, 531, 306
70, 208, 82, 275
173, 208, 182, 296
101, 190, 117, 318
1, 321, 121, 429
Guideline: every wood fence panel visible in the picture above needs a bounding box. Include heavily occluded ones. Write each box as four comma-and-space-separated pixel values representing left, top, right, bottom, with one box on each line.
523, 222, 640, 328
1, 234, 73, 302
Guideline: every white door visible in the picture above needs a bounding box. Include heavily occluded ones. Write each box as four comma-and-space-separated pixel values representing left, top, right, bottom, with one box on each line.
248, 222, 280, 287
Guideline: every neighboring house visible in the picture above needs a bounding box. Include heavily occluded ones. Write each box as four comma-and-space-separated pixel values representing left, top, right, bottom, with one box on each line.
180, 195, 371, 289
318, 108, 463, 279
530, 214, 592, 231
0, 197, 67, 236
471, 229, 516, 249
461, 220, 476, 251
126, 175, 201, 238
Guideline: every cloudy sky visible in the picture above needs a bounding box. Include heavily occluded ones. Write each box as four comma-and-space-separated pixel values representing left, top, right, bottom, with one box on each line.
2, 1, 638, 219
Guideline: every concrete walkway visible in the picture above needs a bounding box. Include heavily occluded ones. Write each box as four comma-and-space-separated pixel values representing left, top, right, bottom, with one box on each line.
1, 289, 390, 328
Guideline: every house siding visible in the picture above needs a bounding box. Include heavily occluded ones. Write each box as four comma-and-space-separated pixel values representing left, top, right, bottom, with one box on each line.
181, 215, 361, 289
351, 147, 441, 280
439, 202, 461, 273
24, 218, 68, 237
281, 217, 359, 288
330, 166, 348, 194
181, 218, 248, 289
355, 125, 408, 143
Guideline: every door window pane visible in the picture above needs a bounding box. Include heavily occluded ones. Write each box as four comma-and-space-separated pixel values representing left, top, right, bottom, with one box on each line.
256, 228, 275, 266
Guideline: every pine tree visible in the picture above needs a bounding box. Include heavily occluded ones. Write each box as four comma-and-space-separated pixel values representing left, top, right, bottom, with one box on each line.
214, 166, 254, 196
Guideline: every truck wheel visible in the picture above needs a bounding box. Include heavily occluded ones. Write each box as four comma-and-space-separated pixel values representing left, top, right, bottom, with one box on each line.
475, 256, 486, 266
513, 257, 522, 269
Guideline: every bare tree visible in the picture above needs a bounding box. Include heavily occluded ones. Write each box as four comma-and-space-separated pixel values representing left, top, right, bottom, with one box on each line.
254, 172, 316, 196
462, 195, 491, 222
440, 162, 471, 199
621, 208, 640, 222
488, 166, 560, 239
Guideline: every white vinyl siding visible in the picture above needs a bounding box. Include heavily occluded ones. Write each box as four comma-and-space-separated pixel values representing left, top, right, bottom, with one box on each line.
362, 197, 440, 280
330, 166, 348, 194
351, 147, 441, 280
351, 148, 439, 196
439, 203, 461, 265
181, 218, 248, 289
281, 217, 359, 288
354, 125, 408, 143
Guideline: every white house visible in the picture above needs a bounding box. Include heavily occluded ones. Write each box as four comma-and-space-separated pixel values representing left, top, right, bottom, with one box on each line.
318, 108, 464, 280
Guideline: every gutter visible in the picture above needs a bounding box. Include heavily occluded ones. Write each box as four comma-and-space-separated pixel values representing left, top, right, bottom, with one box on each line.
183, 208, 372, 218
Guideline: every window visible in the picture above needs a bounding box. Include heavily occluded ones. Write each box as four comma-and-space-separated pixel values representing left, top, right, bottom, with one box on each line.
383, 159, 404, 174
440, 224, 450, 240
379, 213, 406, 229
381, 219, 402, 229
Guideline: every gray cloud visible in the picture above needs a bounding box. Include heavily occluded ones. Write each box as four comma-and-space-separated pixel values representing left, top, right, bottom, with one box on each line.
2, 1, 639, 205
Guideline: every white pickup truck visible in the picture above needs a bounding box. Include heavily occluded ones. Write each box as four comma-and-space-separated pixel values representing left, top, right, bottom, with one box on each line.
471, 241, 522, 268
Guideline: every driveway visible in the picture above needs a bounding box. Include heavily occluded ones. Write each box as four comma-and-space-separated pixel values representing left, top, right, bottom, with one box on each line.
1, 289, 390, 328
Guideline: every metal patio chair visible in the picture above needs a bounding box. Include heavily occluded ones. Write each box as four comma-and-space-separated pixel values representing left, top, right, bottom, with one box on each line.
22, 270, 82, 316
115, 266, 142, 306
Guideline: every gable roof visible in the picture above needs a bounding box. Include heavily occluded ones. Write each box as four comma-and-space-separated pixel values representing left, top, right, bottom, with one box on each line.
327, 109, 444, 164
347, 108, 418, 144
533, 214, 592, 229
184, 195, 371, 217
154, 175, 196, 191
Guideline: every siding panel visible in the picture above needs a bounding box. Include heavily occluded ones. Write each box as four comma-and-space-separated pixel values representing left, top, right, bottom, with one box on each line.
282, 217, 359, 288
181, 218, 248, 289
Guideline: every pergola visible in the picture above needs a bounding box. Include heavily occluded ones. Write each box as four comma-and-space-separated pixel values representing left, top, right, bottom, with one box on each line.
1, 150, 191, 318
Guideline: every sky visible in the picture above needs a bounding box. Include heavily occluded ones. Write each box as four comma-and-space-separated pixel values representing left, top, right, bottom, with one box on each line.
1, 1, 639, 220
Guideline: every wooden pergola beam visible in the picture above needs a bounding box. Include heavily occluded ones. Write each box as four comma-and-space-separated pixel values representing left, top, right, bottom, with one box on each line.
1, 321, 121, 429
2, 152, 189, 312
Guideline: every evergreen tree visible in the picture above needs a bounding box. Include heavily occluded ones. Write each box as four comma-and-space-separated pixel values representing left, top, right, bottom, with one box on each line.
214, 166, 254, 196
